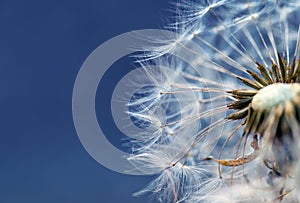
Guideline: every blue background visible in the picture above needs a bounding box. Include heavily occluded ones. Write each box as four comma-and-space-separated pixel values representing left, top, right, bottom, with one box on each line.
0, 1, 170, 202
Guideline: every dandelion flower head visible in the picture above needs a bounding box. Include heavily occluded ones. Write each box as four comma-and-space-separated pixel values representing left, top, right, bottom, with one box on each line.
124, 0, 300, 202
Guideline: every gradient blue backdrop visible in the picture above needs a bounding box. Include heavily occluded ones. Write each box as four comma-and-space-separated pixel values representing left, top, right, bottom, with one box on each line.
0, 1, 170, 202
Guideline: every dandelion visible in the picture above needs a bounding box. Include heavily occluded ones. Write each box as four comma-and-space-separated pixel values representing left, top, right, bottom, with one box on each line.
125, 0, 300, 202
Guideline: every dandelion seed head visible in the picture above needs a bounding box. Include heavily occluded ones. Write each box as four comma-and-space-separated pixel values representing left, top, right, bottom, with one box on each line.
124, 0, 300, 202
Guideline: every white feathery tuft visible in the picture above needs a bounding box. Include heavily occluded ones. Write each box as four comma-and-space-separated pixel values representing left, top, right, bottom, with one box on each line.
123, 0, 300, 202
